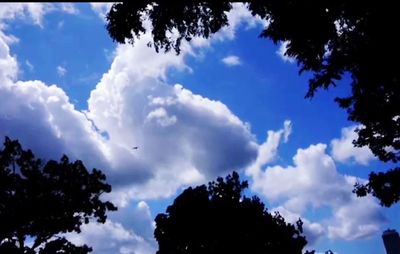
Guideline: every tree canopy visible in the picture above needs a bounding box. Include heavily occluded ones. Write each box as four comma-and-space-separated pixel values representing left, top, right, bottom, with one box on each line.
154, 171, 314, 254
106, 1, 400, 206
0, 137, 117, 254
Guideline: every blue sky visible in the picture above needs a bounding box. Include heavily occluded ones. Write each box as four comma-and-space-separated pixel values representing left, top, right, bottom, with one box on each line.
0, 3, 398, 254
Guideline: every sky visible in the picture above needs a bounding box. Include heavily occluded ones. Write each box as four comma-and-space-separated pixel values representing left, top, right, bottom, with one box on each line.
0, 3, 398, 254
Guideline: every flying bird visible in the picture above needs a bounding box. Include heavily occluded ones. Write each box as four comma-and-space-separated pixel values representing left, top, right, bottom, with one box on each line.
132, 146, 139, 150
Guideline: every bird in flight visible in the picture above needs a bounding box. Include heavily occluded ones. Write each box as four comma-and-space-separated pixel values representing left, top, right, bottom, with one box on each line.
132, 146, 139, 150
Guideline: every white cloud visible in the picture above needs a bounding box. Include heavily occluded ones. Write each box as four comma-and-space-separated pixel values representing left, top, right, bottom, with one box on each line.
276, 41, 296, 63
0, 16, 259, 208
180, 3, 269, 55
59, 3, 79, 15
247, 130, 386, 241
215, 3, 268, 42
87, 38, 258, 203
272, 206, 325, 245
66, 200, 157, 254
330, 125, 375, 165
1, 6, 385, 252
0, 5, 392, 254
66, 220, 156, 254
0, 3, 52, 27
246, 120, 291, 175
25, 60, 34, 71
221, 55, 241, 66
0, 3, 81, 29
56, 65, 67, 76
146, 107, 177, 127
0, 35, 18, 84
90, 3, 113, 21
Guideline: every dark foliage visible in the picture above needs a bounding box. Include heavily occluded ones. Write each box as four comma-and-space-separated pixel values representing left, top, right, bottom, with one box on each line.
0, 137, 117, 253
106, 1, 400, 206
354, 167, 400, 207
154, 171, 312, 254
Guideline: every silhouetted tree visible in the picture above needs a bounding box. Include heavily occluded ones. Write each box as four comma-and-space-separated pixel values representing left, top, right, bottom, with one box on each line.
0, 137, 117, 253
354, 167, 400, 207
154, 171, 313, 254
106, 1, 400, 206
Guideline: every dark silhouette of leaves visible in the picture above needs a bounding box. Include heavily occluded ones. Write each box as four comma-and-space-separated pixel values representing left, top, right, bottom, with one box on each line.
354, 167, 400, 207
0, 137, 117, 253
154, 171, 312, 254
105, 1, 400, 206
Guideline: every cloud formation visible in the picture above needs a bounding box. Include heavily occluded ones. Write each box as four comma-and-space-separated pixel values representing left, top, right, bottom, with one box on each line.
330, 125, 375, 165
0, 5, 259, 207
0, 4, 389, 253
56, 65, 67, 77
221, 55, 241, 66
0, 7, 263, 252
246, 126, 385, 242
276, 41, 296, 63
86, 37, 258, 203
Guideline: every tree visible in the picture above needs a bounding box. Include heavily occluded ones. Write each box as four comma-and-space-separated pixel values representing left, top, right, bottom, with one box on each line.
106, 1, 400, 206
154, 171, 314, 254
0, 137, 117, 254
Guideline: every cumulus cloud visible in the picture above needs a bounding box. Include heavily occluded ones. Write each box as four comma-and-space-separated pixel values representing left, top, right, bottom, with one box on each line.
215, 3, 268, 42
0, 10, 259, 208
0, 10, 263, 252
330, 125, 375, 165
246, 120, 291, 175
87, 36, 258, 203
66, 220, 155, 254
162, 3, 269, 52
221, 55, 241, 66
276, 41, 296, 63
66, 200, 157, 254
272, 206, 325, 245
2, 5, 384, 252
247, 128, 386, 241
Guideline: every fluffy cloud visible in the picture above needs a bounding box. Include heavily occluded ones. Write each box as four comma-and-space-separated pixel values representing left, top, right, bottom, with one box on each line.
276, 41, 296, 63
86, 37, 258, 203
0, 3, 52, 26
215, 3, 268, 42
0, 8, 260, 252
221, 55, 241, 66
166, 3, 268, 51
272, 206, 325, 245
246, 120, 291, 175
66, 200, 157, 254
0, 35, 17, 84
330, 125, 375, 165
0, 3, 78, 27
1, 4, 386, 253
246, 127, 385, 241
66, 220, 155, 254
0, 6, 258, 207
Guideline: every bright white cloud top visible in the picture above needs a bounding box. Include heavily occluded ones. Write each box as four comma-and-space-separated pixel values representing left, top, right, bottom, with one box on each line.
0, 3, 395, 254
330, 125, 375, 165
